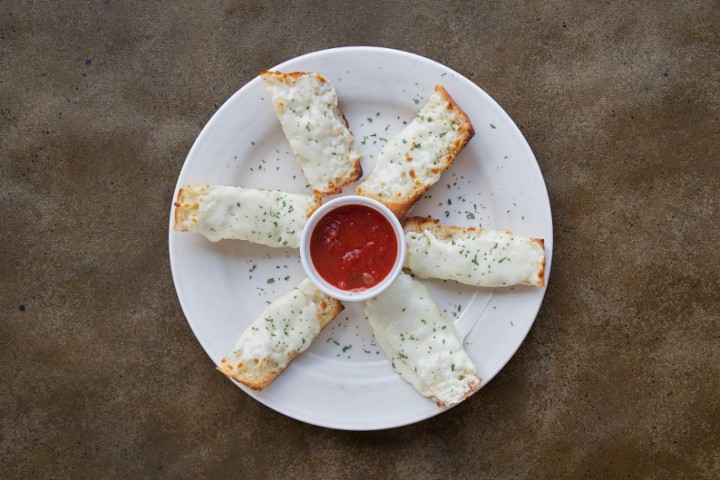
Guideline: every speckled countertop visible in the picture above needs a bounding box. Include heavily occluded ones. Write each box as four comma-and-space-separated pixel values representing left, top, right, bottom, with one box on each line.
1, 2, 718, 478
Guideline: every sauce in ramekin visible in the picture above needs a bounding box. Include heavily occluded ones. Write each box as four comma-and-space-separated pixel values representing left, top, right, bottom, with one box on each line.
309, 204, 398, 291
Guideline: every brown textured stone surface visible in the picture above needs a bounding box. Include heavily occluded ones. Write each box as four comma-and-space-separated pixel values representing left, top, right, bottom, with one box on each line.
1, 1, 719, 478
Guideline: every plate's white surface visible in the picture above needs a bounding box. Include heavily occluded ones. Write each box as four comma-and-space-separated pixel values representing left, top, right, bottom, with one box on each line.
169, 47, 552, 430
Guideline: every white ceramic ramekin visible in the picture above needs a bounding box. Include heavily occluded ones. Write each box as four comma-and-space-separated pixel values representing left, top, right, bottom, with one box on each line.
300, 195, 405, 302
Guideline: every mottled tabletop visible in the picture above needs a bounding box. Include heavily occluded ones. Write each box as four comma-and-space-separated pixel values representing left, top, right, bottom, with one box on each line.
1, 2, 718, 479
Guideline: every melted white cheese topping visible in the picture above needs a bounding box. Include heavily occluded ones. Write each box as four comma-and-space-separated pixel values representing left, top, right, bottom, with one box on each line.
358, 90, 466, 199
365, 273, 481, 406
262, 72, 362, 194
226, 278, 323, 367
405, 227, 545, 287
174, 183, 317, 248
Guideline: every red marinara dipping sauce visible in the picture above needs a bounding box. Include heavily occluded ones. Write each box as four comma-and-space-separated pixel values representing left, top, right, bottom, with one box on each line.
309, 204, 398, 291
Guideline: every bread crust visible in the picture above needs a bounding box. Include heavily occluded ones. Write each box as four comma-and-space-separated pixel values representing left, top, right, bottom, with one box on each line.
260, 70, 316, 82
357, 85, 474, 220
217, 284, 344, 391
404, 216, 546, 287
435, 85, 475, 141
173, 185, 188, 231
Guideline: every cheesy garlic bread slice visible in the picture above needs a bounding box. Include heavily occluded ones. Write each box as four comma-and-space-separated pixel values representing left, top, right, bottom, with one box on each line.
404, 217, 546, 287
356, 85, 474, 220
261, 71, 363, 195
365, 272, 481, 407
173, 183, 320, 248
218, 278, 344, 390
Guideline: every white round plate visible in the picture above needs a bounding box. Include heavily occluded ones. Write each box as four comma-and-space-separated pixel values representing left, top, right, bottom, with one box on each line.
169, 47, 552, 430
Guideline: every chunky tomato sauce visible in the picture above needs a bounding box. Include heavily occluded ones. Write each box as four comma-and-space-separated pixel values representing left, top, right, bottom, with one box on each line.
310, 204, 398, 291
